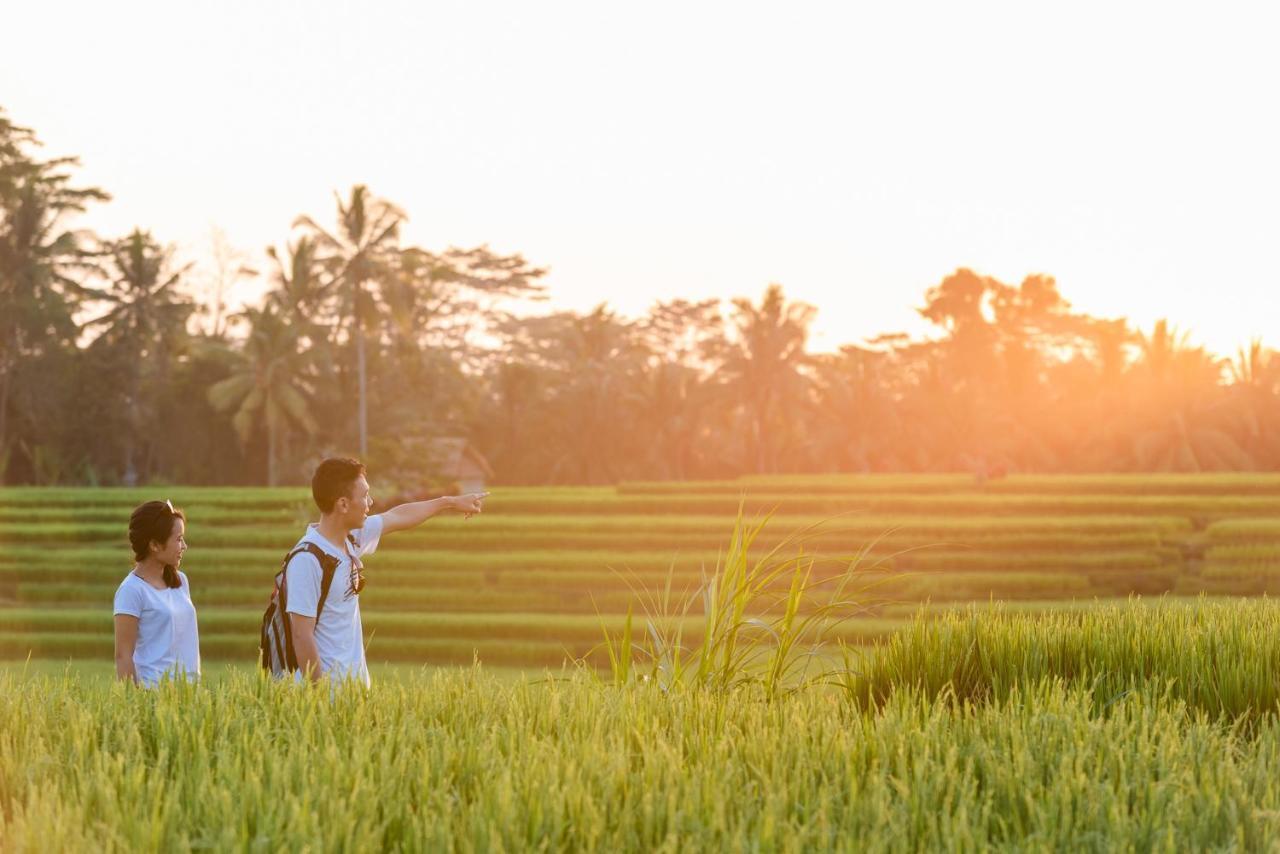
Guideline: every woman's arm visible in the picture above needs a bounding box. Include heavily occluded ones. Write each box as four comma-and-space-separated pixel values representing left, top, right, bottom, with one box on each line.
113, 614, 139, 683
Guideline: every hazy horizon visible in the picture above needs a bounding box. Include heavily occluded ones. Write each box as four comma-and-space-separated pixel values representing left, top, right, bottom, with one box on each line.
6, 0, 1278, 355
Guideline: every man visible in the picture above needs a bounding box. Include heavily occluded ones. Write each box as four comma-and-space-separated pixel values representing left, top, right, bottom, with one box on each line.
287, 457, 487, 685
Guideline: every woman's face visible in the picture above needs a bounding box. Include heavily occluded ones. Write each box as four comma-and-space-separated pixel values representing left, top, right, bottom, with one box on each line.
153, 517, 188, 566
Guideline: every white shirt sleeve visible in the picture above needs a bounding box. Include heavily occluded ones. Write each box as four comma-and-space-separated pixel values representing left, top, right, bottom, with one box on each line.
113, 578, 145, 618
284, 552, 323, 618
355, 514, 384, 557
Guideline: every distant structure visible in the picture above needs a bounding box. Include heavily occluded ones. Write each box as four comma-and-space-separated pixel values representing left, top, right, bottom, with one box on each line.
427, 437, 494, 495
968, 454, 1009, 487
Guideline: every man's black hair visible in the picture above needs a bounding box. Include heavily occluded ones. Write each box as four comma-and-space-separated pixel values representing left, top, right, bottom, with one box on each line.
312, 457, 366, 513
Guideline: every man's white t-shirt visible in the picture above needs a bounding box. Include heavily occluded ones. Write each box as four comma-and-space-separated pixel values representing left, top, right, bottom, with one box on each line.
112, 570, 201, 686
284, 515, 384, 686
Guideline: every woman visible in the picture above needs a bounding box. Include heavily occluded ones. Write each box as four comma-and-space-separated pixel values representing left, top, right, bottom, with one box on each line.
112, 500, 201, 685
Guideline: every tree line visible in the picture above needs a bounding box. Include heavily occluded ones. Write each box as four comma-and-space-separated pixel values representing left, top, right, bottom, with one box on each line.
2, 107, 1278, 488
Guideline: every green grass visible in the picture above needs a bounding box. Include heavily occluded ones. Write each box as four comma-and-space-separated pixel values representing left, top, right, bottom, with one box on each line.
0, 508, 1195, 533
0, 607, 900, 641
6, 490, 1278, 520
0, 532, 1177, 575
1207, 543, 1280, 561
2, 477, 1280, 670
0, 485, 612, 508
735, 472, 1280, 495
5, 475, 1280, 851
0, 519, 1182, 550
13, 568, 1168, 616
0, 548, 1180, 594
0, 658, 537, 684
898, 548, 1177, 572
0, 631, 603, 666
1207, 518, 1280, 542
9, 582, 657, 613
9, 601, 1280, 849
847, 598, 1280, 722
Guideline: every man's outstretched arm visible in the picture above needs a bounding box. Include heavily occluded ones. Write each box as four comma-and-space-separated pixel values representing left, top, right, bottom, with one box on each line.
381, 492, 489, 535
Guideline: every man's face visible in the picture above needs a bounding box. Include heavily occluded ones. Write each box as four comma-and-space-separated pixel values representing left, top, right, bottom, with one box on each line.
337, 475, 373, 529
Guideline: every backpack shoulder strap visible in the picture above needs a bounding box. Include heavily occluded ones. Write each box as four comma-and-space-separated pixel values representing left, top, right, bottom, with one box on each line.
283, 542, 342, 622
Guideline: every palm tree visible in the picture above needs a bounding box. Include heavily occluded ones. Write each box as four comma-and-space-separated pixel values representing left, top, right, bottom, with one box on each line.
265, 234, 329, 324
631, 299, 724, 478
1227, 340, 1280, 467
1129, 320, 1249, 471
632, 361, 719, 479
83, 229, 192, 484
486, 359, 543, 479
719, 284, 816, 474
549, 306, 645, 483
378, 247, 455, 362
207, 306, 316, 486
0, 111, 108, 480
811, 345, 899, 472
294, 185, 405, 455
1063, 317, 1135, 470
86, 231, 192, 345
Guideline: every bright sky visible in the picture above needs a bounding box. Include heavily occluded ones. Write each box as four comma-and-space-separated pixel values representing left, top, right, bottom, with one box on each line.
4, 0, 1277, 356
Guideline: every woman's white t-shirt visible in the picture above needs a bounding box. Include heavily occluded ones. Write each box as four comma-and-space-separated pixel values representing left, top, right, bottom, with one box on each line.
112, 570, 201, 686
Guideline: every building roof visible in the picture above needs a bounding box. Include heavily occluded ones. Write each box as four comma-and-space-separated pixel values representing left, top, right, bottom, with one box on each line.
427, 437, 495, 480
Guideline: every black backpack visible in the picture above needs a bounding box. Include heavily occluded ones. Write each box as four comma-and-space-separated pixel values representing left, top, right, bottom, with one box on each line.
260, 541, 344, 676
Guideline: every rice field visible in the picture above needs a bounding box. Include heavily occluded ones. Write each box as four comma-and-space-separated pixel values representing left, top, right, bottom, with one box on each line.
2, 474, 1279, 667
6, 601, 1280, 850
6, 479, 1280, 849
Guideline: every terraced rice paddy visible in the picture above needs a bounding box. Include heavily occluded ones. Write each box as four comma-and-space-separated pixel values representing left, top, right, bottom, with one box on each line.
7, 481, 1280, 850
2, 474, 1280, 667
